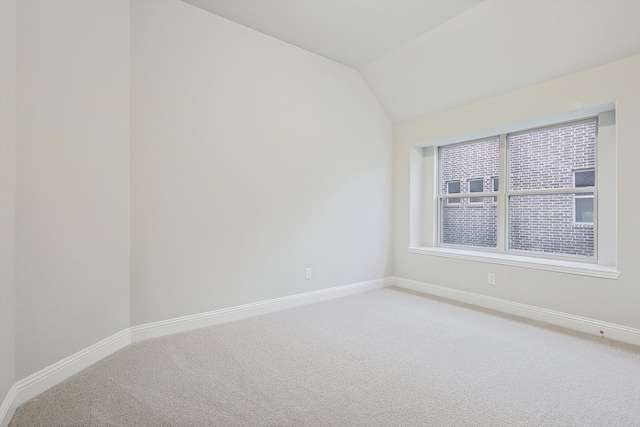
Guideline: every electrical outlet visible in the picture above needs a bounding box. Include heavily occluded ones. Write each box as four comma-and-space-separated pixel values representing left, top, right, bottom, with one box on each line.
305, 268, 312, 280
488, 273, 496, 285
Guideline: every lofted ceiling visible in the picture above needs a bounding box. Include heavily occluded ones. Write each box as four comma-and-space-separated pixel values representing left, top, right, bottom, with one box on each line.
181, 0, 482, 69
180, 0, 640, 124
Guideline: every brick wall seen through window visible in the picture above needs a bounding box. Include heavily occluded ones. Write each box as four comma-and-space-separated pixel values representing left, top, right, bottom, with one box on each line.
438, 119, 596, 258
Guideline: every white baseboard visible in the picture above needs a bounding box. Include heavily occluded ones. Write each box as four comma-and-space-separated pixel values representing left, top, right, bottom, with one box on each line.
0, 329, 131, 427
391, 276, 640, 347
0, 386, 16, 427
0, 277, 389, 427
131, 278, 390, 343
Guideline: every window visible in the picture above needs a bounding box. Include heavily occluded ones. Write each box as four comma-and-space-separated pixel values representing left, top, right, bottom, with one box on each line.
446, 180, 460, 204
437, 119, 597, 259
468, 178, 484, 203
439, 138, 499, 248
492, 177, 499, 202
409, 107, 617, 277
508, 120, 596, 258
574, 169, 595, 224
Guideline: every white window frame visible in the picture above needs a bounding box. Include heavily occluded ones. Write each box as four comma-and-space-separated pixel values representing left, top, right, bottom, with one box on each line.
437, 120, 597, 257
408, 105, 618, 279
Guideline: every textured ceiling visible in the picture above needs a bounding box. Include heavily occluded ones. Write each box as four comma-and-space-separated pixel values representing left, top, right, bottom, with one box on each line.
180, 0, 482, 69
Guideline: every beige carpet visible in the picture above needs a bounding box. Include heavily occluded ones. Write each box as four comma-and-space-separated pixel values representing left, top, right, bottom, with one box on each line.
9, 287, 640, 426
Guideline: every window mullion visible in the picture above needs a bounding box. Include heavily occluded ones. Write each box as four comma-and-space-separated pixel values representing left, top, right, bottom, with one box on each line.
497, 134, 507, 252
440, 192, 496, 198
509, 188, 595, 196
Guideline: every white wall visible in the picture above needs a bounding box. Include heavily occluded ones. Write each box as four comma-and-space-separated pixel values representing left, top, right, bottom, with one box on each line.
0, 0, 17, 404
393, 56, 640, 329
130, 0, 393, 325
15, 0, 131, 379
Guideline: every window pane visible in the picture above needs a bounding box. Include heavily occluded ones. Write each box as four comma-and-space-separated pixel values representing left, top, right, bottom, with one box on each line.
441, 197, 497, 248
575, 196, 594, 223
469, 179, 483, 193
469, 179, 483, 203
446, 180, 460, 204
575, 170, 595, 187
509, 120, 596, 191
441, 138, 499, 194
492, 177, 499, 202
447, 180, 460, 193
509, 194, 594, 257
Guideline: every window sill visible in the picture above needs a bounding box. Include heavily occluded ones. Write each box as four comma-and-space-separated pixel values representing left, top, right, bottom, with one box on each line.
408, 246, 620, 279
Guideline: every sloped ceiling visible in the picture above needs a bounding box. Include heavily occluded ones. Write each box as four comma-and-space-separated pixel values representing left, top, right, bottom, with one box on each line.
181, 0, 640, 124
181, 0, 482, 69
361, 0, 640, 123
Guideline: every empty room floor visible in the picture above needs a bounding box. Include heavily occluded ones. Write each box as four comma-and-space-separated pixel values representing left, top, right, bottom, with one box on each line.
9, 287, 640, 426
